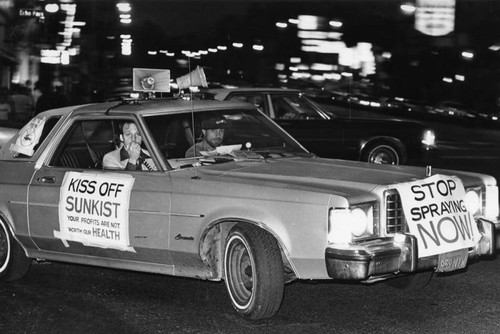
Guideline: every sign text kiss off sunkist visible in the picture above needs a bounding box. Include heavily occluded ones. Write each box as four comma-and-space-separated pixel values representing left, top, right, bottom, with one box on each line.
394, 174, 480, 257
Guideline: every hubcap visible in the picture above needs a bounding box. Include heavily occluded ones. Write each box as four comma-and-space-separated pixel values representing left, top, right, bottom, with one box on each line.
226, 235, 254, 307
371, 151, 395, 164
0, 223, 10, 272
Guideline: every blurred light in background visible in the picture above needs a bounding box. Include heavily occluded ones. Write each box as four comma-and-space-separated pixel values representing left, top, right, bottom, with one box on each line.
44, 3, 59, 13
252, 44, 264, 51
329, 20, 343, 28
400, 3, 416, 14
461, 51, 474, 59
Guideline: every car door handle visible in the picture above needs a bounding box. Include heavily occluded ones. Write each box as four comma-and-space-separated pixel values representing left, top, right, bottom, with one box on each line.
38, 176, 56, 184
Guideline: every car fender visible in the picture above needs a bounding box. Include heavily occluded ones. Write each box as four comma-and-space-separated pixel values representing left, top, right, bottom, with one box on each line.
0, 213, 30, 258
197, 192, 349, 280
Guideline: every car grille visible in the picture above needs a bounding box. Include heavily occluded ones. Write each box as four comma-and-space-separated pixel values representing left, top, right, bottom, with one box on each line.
385, 191, 406, 234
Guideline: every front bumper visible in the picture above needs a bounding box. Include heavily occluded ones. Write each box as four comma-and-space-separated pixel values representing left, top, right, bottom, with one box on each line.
325, 218, 497, 281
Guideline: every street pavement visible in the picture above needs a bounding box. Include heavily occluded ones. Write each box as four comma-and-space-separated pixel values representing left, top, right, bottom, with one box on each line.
1, 255, 499, 333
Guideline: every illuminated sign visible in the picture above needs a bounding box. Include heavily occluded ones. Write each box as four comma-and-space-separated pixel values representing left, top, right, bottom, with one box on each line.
19, 8, 45, 19
415, 0, 455, 36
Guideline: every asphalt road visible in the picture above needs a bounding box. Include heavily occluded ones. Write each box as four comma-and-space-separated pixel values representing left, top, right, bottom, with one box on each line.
1, 256, 499, 334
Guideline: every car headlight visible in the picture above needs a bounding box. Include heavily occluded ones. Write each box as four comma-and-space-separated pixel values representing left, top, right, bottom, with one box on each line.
464, 185, 499, 218
485, 185, 499, 218
421, 129, 436, 147
328, 203, 376, 244
464, 189, 480, 215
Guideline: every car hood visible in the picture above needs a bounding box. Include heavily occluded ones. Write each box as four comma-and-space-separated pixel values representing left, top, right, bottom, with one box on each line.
197, 156, 443, 199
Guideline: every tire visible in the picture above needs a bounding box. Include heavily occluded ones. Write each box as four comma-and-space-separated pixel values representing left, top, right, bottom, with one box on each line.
0, 219, 32, 282
386, 271, 433, 290
362, 143, 401, 164
224, 225, 284, 320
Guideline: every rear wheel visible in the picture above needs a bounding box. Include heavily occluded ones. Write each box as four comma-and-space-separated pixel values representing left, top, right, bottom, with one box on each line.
362, 143, 401, 164
0, 219, 31, 282
224, 225, 284, 320
386, 271, 434, 290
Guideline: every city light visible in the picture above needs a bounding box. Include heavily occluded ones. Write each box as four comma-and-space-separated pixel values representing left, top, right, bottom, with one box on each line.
116, 2, 131, 12
461, 51, 474, 59
329, 20, 343, 28
121, 38, 132, 56
45, 3, 59, 13
275, 63, 285, 71
400, 4, 416, 14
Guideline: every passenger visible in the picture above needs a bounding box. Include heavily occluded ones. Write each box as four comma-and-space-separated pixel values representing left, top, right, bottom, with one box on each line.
185, 116, 228, 158
103, 122, 156, 171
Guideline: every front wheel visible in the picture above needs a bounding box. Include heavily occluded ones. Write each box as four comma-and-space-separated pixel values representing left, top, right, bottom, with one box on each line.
0, 219, 32, 282
362, 143, 401, 165
224, 225, 284, 320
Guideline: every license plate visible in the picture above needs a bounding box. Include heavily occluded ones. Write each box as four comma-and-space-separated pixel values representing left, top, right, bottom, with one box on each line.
436, 248, 468, 272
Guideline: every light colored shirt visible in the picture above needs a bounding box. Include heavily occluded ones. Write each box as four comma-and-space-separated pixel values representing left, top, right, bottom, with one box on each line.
185, 140, 216, 158
103, 147, 157, 171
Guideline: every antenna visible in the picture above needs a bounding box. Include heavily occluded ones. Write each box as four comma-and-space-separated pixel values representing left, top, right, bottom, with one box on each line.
187, 57, 200, 179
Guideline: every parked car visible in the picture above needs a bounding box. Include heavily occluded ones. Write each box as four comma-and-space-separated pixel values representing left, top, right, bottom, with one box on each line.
207, 88, 436, 165
0, 97, 498, 320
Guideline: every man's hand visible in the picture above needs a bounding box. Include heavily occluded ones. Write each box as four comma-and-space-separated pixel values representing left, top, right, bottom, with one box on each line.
127, 142, 141, 164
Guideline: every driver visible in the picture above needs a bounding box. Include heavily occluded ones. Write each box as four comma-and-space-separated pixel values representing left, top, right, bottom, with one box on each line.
185, 116, 228, 158
103, 122, 156, 171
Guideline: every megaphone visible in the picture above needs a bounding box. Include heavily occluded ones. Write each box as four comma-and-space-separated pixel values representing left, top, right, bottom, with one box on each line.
133, 68, 170, 92
176, 66, 208, 90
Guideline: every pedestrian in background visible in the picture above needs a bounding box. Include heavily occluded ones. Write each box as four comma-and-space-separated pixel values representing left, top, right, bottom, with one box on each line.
0, 87, 15, 121
35, 81, 69, 115
10, 83, 34, 122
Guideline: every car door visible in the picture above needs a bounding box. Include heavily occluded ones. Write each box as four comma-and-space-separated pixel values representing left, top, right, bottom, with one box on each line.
27, 116, 173, 271
268, 93, 345, 158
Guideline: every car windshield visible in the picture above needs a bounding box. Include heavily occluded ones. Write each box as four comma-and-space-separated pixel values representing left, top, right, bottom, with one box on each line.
143, 108, 311, 169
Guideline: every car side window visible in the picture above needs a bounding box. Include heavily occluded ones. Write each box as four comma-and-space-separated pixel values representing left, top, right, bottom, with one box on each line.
144, 114, 194, 160
270, 95, 322, 120
50, 119, 115, 169
227, 94, 268, 115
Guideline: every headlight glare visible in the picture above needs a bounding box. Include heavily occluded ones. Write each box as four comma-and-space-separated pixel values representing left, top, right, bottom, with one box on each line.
485, 185, 499, 218
422, 129, 436, 146
464, 190, 480, 215
328, 204, 375, 244
350, 208, 368, 237
328, 208, 351, 244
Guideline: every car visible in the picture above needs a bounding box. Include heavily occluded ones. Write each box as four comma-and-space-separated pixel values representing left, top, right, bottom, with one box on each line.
0, 96, 498, 320
207, 88, 436, 165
